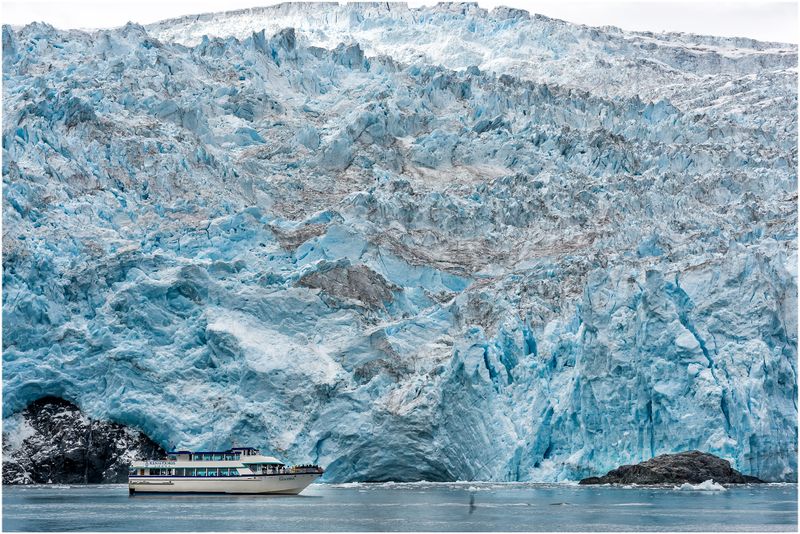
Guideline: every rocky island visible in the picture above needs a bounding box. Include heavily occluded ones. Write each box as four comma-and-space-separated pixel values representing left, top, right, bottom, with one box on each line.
579, 451, 765, 485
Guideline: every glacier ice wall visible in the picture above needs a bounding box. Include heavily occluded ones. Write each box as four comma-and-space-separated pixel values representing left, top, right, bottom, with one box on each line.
2, 3, 797, 482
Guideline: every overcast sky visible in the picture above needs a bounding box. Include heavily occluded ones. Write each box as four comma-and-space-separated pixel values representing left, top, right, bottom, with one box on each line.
3, 0, 798, 44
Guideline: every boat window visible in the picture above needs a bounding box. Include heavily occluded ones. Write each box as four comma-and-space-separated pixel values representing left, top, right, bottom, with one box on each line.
139, 469, 145, 475
196, 468, 206, 477
209, 468, 219, 477
175, 468, 184, 476
231, 469, 239, 476
186, 468, 195, 476
168, 455, 177, 461
219, 468, 228, 476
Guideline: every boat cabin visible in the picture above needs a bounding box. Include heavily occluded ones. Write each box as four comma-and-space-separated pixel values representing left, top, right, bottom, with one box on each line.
165, 447, 262, 462
129, 446, 288, 477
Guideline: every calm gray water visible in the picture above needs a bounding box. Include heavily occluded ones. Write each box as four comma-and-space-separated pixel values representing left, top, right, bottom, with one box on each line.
2, 482, 797, 531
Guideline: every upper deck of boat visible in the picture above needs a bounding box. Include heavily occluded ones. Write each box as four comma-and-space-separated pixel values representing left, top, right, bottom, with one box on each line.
131, 446, 284, 468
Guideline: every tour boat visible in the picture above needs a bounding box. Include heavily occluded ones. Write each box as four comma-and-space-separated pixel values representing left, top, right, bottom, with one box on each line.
128, 446, 324, 494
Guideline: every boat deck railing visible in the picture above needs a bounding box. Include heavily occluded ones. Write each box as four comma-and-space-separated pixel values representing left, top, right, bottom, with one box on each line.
290, 465, 324, 474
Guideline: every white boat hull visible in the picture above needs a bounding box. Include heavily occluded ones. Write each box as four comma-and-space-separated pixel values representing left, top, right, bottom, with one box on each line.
129, 473, 321, 495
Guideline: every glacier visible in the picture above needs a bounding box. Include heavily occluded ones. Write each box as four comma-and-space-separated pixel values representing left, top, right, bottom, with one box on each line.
2, 2, 797, 482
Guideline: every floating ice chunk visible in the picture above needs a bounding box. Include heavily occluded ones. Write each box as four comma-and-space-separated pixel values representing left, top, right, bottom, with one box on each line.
676, 480, 727, 492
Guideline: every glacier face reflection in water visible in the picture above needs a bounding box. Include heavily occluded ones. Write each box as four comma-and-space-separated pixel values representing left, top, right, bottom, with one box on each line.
2, 482, 797, 532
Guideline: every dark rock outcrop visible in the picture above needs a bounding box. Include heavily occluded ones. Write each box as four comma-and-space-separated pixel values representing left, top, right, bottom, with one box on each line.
2, 397, 164, 484
298, 259, 398, 309
579, 451, 765, 485
270, 222, 328, 251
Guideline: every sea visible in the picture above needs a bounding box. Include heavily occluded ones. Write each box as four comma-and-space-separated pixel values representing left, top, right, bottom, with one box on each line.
2, 482, 797, 532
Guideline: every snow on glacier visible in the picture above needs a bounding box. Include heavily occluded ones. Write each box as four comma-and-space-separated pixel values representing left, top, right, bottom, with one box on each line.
2, 3, 797, 482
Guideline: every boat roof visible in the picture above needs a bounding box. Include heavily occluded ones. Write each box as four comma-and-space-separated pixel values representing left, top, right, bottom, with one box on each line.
166, 447, 260, 455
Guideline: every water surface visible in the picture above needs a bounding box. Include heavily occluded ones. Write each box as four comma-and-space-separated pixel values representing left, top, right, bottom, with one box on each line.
2, 482, 796, 531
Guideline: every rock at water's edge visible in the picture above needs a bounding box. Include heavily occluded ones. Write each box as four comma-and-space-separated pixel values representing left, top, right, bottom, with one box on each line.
579, 451, 765, 485
2, 397, 165, 484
